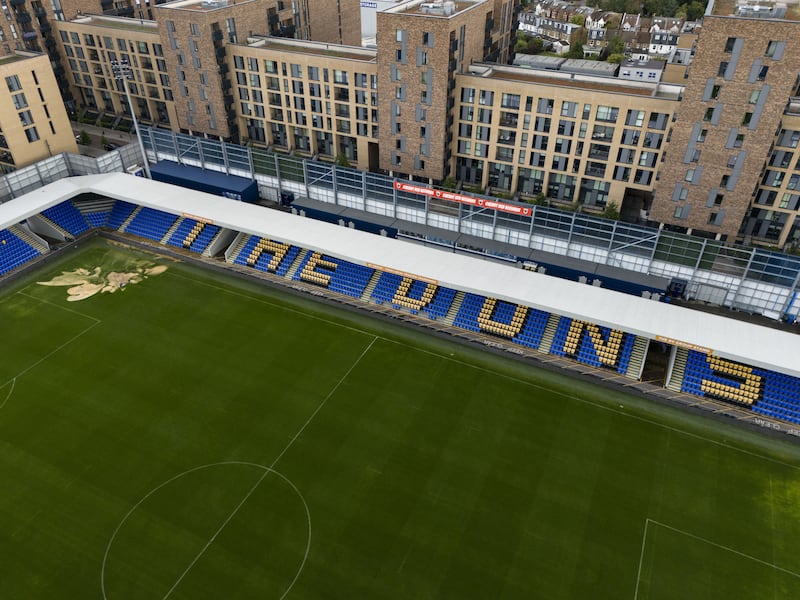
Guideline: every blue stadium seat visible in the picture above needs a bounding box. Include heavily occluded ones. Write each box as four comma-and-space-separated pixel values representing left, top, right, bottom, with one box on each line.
0, 229, 41, 276
125, 207, 178, 242
41, 201, 90, 236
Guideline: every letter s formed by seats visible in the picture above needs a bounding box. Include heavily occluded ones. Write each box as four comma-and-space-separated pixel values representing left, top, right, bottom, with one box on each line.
701, 355, 763, 406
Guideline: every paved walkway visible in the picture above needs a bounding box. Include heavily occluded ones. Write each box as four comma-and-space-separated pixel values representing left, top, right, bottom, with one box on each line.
72, 122, 136, 157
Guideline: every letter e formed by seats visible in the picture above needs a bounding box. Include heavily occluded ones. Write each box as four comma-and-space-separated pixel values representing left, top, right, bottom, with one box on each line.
300, 252, 337, 287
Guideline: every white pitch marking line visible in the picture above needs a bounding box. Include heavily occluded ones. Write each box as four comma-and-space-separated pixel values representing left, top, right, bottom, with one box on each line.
0, 320, 100, 390
17, 291, 101, 323
379, 337, 800, 472
1, 291, 102, 390
634, 517, 800, 599
102, 462, 311, 600
168, 270, 800, 471
162, 336, 378, 599
633, 518, 650, 600
0, 378, 15, 411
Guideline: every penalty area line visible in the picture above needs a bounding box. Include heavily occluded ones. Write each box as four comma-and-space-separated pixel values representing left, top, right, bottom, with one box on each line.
0, 320, 101, 390
160, 335, 378, 600
633, 517, 800, 599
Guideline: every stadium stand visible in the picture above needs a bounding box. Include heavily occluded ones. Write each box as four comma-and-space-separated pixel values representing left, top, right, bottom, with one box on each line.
41, 201, 90, 237
106, 201, 139, 230
166, 218, 198, 249
4, 173, 800, 431
293, 251, 374, 298
85, 212, 110, 228
682, 350, 800, 423
0, 228, 42, 276
123, 207, 178, 242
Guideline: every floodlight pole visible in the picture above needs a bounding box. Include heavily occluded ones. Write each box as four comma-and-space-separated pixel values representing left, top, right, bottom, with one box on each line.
112, 59, 151, 179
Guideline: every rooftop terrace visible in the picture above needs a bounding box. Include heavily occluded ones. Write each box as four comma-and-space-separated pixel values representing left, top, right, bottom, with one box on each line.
710, 0, 800, 20
244, 37, 377, 62
388, 0, 482, 17
469, 63, 683, 100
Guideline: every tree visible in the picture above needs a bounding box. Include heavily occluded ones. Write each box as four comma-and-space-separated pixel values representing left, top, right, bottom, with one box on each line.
606, 35, 624, 56
442, 176, 457, 191
685, 0, 706, 20
607, 53, 626, 64
602, 201, 621, 220
570, 14, 586, 26
78, 130, 90, 146
335, 152, 350, 168
564, 45, 585, 59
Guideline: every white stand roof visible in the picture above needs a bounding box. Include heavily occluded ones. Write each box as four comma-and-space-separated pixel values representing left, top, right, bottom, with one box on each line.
3, 172, 799, 377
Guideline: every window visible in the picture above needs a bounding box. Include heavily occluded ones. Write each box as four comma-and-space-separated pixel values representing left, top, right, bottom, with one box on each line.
18, 110, 33, 126
710, 85, 720, 99
190, 23, 199, 36
5, 75, 20, 92
561, 101, 577, 118
395, 29, 404, 42
720, 175, 729, 187
724, 37, 736, 53
479, 90, 494, 106
718, 62, 728, 77
734, 133, 745, 148
758, 65, 769, 81
685, 168, 695, 182
461, 87, 474, 103
697, 129, 707, 142
703, 107, 714, 122
11, 92, 26, 109
674, 206, 683, 218
765, 40, 780, 57
596, 105, 618, 122
714, 193, 724, 206
742, 112, 752, 126
24, 126, 39, 142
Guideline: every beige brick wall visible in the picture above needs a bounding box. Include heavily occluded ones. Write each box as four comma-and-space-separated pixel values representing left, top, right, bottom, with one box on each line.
652, 16, 800, 239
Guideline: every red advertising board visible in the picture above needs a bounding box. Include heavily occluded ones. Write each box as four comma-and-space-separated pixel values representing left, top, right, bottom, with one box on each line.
393, 181, 532, 216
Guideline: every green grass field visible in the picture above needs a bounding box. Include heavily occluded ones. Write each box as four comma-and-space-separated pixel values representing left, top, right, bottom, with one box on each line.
2, 239, 800, 599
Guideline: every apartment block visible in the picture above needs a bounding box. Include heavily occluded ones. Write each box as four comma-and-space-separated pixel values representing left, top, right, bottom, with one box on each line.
652, 14, 800, 242
0, 51, 77, 172
152, 0, 281, 142
228, 37, 379, 166
453, 63, 680, 208
301, 0, 363, 46
54, 16, 176, 127
376, 0, 506, 181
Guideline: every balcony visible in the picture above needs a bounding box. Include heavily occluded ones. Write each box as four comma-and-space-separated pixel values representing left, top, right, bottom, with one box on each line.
221, 79, 231, 91
16, 12, 32, 24
100, 0, 113, 5
216, 46, 226, 59
10, 0, 25, 6
212, 29, 223, 42
38, 21, 49, 33
117, 5, 134, 16
33, 6, 46, 16
786, 97, 800, 116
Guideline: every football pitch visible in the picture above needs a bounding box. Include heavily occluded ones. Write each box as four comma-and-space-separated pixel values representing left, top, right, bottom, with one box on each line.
2, 239, 800, 599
